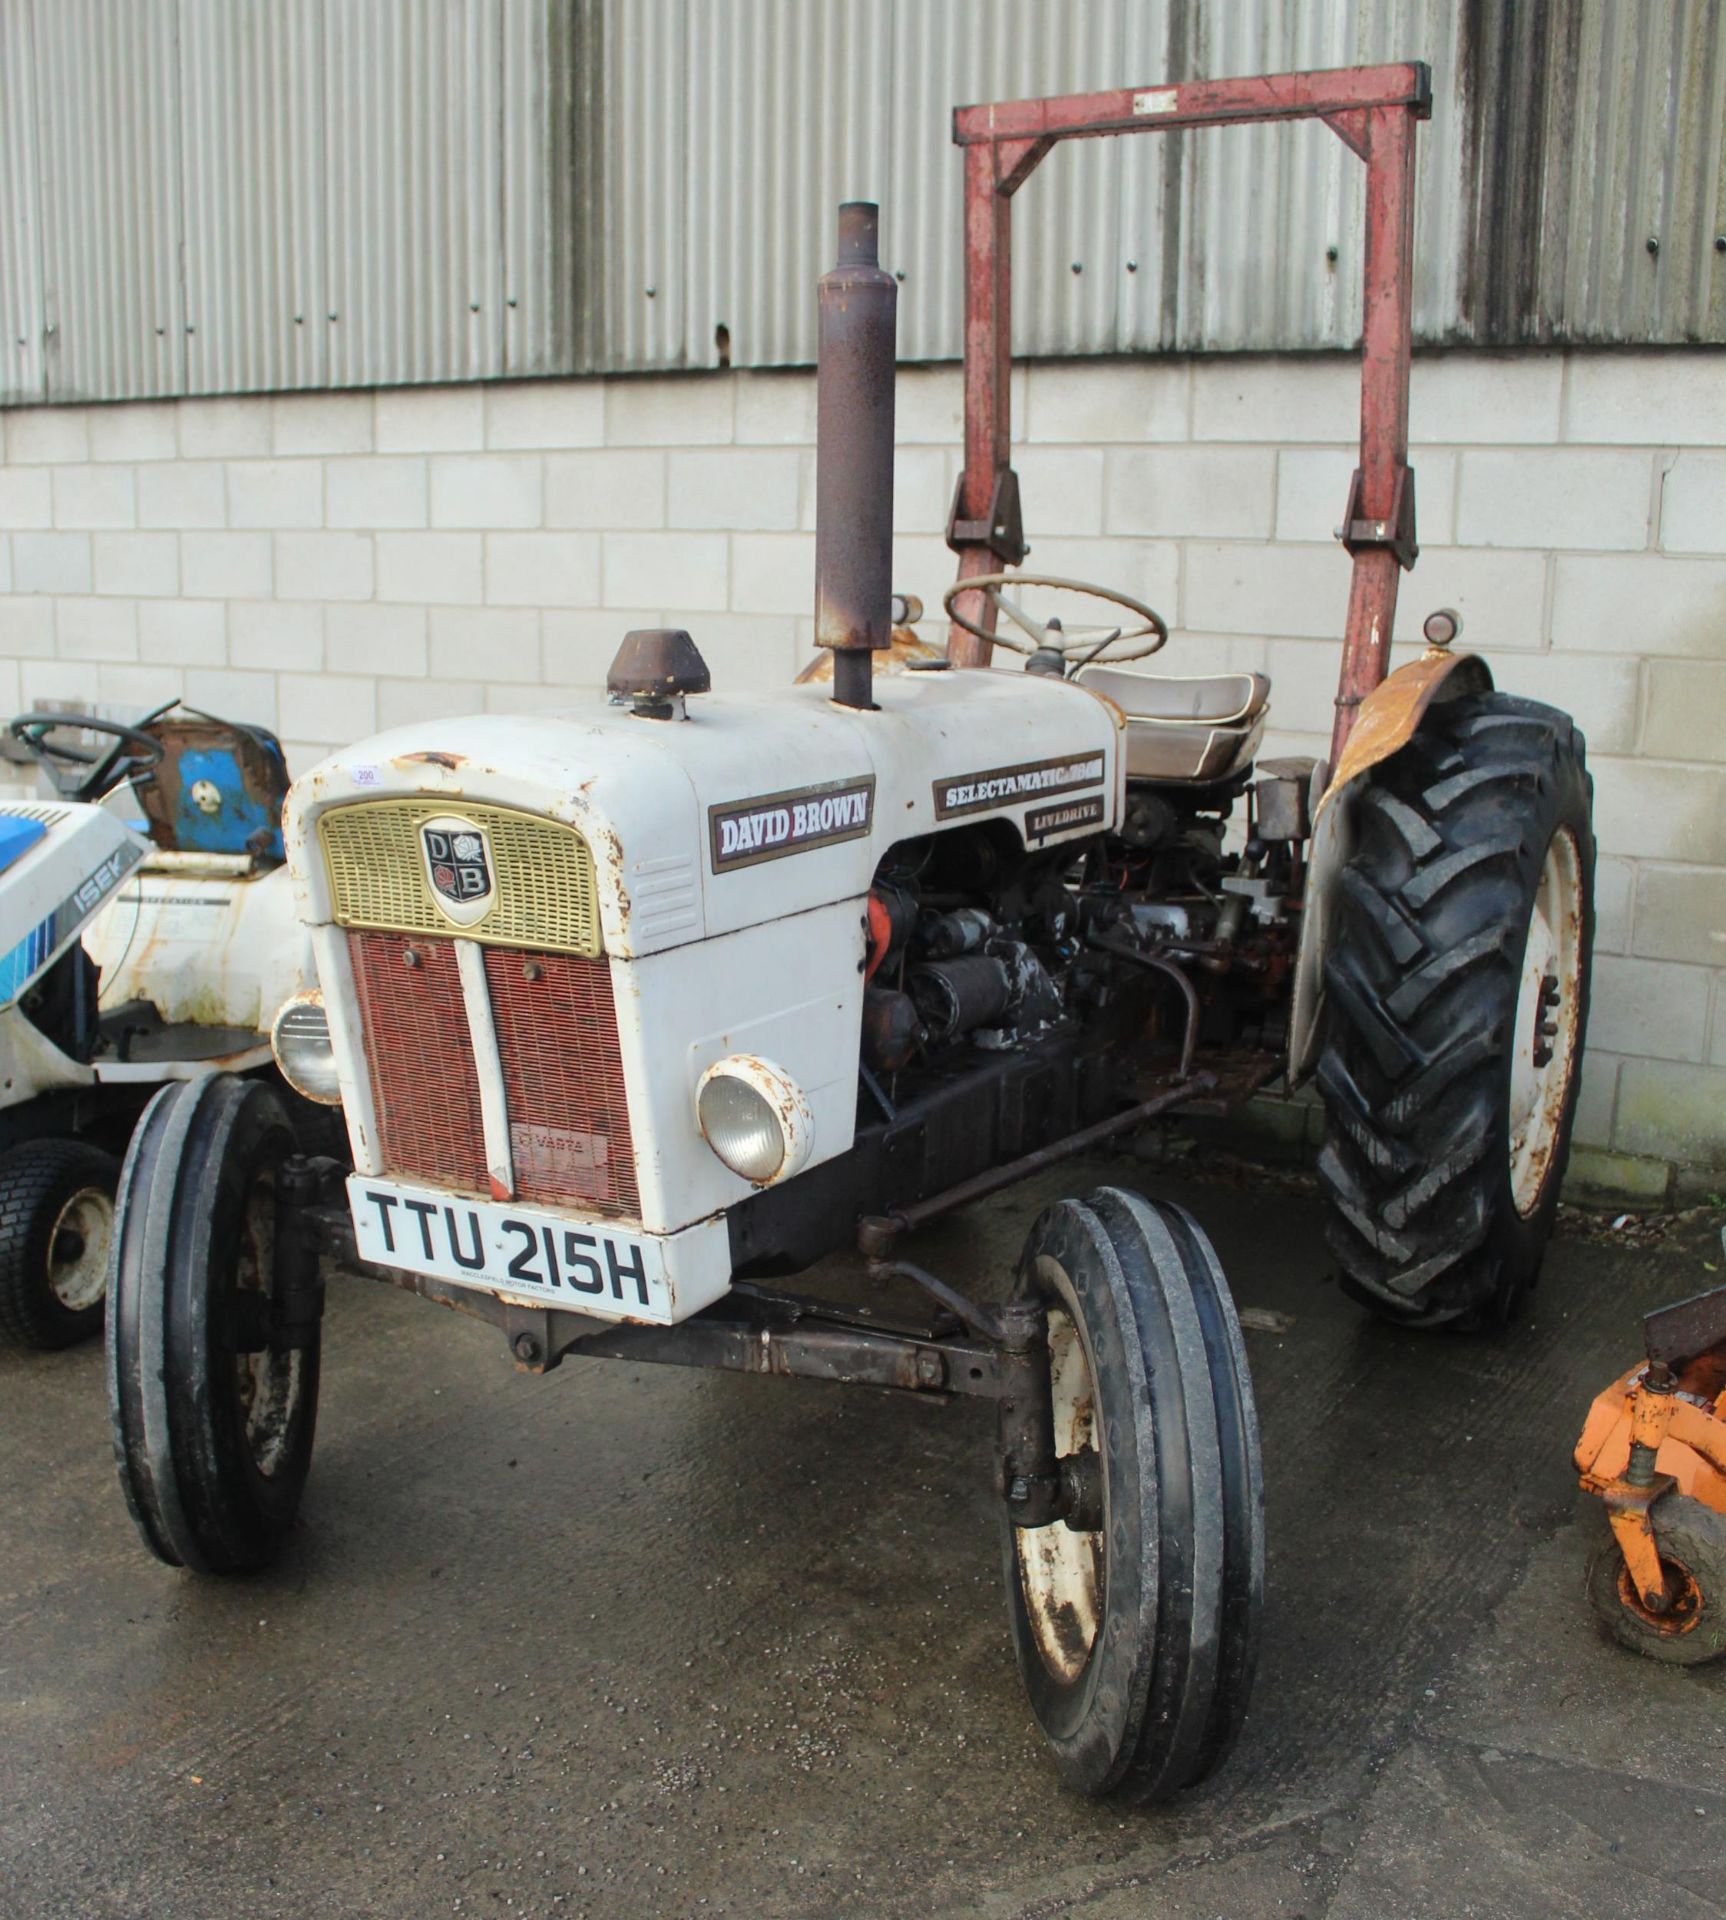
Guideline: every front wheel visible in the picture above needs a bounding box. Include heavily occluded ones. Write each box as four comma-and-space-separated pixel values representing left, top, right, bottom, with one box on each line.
0, 1138, 119, 1350
107, 1075, 321, 1573
1586, 1497, 1726, 1667
1316, 691, 1594, 1328
1004, 1188, 1264, 1803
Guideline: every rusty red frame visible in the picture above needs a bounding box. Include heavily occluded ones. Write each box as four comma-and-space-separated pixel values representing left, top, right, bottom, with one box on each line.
945, 62, 1433, 763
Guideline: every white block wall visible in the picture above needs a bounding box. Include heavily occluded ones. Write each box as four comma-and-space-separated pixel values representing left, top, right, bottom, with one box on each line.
2, 347, 1723, 1185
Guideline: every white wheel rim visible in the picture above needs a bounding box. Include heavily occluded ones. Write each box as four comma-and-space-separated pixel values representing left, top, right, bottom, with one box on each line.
48, 1185, 113, 1312
1508, 827, 1584, 1216
1013, 1264, 1104, 1683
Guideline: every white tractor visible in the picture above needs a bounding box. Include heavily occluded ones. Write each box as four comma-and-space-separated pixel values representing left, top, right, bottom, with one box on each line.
0, 703, 318, 1347
100, 65, 1592, 1806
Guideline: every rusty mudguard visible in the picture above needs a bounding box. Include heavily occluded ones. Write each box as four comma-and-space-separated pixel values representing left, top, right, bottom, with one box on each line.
1287, 647, 1494, 1083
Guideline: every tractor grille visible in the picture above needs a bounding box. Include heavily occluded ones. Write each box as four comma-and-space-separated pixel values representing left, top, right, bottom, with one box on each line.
346, 929, 638, 1219
349, 932, 485, 1191
321, 800, 601, 956
485, 947, 639, 1216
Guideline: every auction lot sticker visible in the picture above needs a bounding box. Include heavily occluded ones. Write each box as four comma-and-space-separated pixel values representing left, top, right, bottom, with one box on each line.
934, 751, 1106, 820
708, 776, 876, 872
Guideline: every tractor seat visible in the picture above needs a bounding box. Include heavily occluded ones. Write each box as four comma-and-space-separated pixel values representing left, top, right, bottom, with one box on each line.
1075, 665, 1271, 785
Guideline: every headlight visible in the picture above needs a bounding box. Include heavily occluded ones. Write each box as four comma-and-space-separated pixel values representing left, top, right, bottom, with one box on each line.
697, 1055, 813, 1185
270, 992, 342, 1105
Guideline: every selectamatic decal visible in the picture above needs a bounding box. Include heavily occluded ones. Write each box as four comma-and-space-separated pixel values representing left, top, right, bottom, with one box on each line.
934, 751, 1107, 820
1024, 795, 1107, 843
709, 776, 876, 872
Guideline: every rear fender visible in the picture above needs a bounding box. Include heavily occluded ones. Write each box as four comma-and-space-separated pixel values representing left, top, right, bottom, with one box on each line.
1287, 649, 1494, 1082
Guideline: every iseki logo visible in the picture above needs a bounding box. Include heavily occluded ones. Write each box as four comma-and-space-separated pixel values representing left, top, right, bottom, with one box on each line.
420, 815, 494, 926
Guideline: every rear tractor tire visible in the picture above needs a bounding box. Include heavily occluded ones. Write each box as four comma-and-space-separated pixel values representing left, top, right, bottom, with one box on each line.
1316, 691, 1594, 1328
0, 1138, 118, 1350
1004, 1189, 1263, 1803
107, 1075, 322, 1573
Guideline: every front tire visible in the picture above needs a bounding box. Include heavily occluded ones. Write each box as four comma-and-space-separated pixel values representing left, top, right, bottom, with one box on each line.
107, 1075, 320, 1573
0, 1138, 118, 1350
1316, 691, 1594, 1327
1004, 1188, 1263, 1803
1586, 1497, 1726, 1667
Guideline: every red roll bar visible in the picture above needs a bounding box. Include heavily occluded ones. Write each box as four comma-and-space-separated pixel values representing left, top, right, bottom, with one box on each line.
945, 62, 1432, 764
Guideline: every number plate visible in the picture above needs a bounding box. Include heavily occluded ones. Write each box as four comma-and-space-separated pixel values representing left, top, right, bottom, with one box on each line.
346, 1175, 672, 1322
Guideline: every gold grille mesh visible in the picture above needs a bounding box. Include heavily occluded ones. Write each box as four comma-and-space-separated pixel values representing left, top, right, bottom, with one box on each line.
320, 800, 602, 956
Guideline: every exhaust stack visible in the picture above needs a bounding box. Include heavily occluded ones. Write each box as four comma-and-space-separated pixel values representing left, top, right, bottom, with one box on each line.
815, 201, 896, 711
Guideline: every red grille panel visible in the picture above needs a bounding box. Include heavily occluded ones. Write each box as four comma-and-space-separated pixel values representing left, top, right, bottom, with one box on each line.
484, 948, 639, 1218
349, 931, 487, 1191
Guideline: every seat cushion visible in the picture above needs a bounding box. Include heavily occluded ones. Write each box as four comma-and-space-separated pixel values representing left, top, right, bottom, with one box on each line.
1076, 665, 1270, 785
1076, 666, 1270, 726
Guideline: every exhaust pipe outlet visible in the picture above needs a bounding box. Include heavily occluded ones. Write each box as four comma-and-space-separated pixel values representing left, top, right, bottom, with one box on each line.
815, 201, 896, 711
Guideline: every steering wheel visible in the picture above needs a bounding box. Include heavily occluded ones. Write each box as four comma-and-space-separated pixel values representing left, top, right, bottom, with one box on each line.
9, 711, 167, 803
944, 572, 1170, 670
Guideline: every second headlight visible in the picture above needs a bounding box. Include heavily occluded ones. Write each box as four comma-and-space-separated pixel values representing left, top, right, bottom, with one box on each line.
696, 1055, 813, 1185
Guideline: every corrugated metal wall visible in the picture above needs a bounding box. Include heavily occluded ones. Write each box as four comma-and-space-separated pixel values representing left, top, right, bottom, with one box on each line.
32, 0, 186, 401
0, 0, 1720, 403
0, 1, 47, 406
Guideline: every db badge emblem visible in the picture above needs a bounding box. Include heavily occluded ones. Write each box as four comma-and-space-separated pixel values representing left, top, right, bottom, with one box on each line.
420, 815, 494, 926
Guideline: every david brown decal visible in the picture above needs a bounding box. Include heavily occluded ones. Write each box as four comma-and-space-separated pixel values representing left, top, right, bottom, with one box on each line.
709, 776, 876, 872
420, 814, 495, 927
1024, 794, 1107, 843
934, 752, 1107, 820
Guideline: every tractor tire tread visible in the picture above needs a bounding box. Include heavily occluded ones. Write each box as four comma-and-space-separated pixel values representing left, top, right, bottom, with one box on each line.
1315, 687, 1594, 1326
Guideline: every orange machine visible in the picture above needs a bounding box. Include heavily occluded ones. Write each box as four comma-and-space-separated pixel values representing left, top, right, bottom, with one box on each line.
1575, 1280, 1726, 1664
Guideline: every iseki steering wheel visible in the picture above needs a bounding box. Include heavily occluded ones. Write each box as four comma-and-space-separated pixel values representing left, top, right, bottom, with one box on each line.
9, 711, 167, 804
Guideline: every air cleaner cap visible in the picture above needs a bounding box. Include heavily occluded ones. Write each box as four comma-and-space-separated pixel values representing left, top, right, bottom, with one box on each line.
607, 628, 712, 717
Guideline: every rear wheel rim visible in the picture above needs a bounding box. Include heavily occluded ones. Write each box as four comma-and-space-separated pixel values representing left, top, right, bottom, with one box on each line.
48, 1186, 113, 1312
1013, 1271, 1105, 1684
1508, 826, 1584, 1216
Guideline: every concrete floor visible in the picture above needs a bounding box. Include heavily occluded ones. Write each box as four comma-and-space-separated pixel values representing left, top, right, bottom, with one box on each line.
2, 1156, 1723, 1920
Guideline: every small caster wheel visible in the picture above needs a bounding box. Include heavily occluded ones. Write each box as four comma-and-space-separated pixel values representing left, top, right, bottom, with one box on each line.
1586, 1496, 1726, 1666
1003, 1187, 1264, 1803
0, 1138, 118, 1350
107, 1075, 322, 1573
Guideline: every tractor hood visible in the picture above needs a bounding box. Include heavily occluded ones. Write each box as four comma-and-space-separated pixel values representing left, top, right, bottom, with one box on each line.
284, 667, 1122, 958
0, 800, 145, 1007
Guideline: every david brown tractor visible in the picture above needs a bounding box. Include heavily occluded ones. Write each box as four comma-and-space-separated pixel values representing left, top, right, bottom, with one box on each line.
103, 64, 1593, 1803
